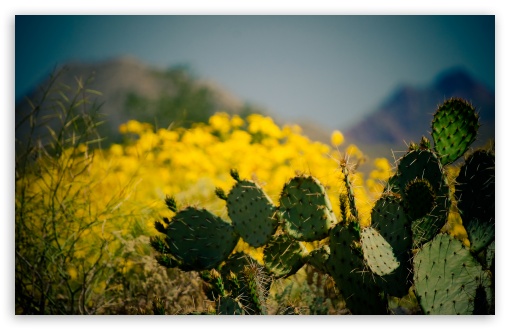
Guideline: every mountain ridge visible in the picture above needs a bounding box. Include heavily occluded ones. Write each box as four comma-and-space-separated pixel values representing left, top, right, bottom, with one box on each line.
15, 56, 260, 150
343, 67, 495, 161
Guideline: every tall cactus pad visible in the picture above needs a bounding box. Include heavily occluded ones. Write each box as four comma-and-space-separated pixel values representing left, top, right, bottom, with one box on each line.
398, 149, 450, 247
280, 175, 337, 241
161, 207, 239, 271
360, 227, 400, 276
263, 234, 308, 278
328, 223, 386, 314
431, 98, 479, 165
370, 194, 413, 297
455, 149, 495, 252
226, 179, 279, 247
455, 149, 495, 222
414, 233, 484, 314
371, 194, 412, 259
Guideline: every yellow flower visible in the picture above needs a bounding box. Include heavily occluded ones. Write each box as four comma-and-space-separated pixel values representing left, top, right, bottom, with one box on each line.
330, 130, 344, 146
209, 112, 231, 134
230, 115, 244, 128
110, 144, 123, 157
345, 144, 364, 160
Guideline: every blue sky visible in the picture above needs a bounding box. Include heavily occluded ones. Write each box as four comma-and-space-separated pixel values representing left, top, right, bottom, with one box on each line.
15, 15, 495, 130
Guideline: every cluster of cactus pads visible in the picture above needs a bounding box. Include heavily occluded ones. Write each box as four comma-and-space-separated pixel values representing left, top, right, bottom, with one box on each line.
150, 97, 495, 314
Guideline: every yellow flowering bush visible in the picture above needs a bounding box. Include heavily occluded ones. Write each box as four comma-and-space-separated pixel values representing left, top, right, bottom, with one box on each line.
110, 113, 392, 229
17, 95, 396, 313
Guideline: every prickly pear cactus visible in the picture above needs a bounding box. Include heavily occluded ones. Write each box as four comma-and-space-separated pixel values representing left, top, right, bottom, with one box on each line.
360, 227, 400, 276
403, 178, 436, 220
371, 194, 412, 261
413, 233, 485, 315
263, 234, 308, 278
220, 252, 271, 315
397, 149, 450, 248
370, 193, 413, 297
279, 175, 337, 241
152, 205, 239, 271
219, 171, 279, 248
307, 245, 331, 274
455, 149, 495, 253
340, 163, 360, 221
431, 97, 480, 166
327, 222, 386, 314
217, 296, 245, 315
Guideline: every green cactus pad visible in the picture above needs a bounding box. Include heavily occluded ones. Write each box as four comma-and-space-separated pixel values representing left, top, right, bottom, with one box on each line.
226, 179, 279, 248
473, 270, 493, 315
404, 178, 436, 220
217, 296, 245, 315
263, 234, 308, 278
280, 175, 337, 241
414, 233, 484, 315
384, 174, 401, 195
397, 150, 447, 201
164, 207, 239, 271
307, 245, 331, 274
371, 194, 411, 257
360, 227, 400, 276
397, 149, 450, 248
327, 223, 386, 314
431, 98, 479, 165
370, 194, 413, 297
455, 149, 495, 252
464, 218, 495, 254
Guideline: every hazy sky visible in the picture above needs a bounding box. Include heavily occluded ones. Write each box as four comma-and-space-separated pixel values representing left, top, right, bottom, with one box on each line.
15, 15, 495, 130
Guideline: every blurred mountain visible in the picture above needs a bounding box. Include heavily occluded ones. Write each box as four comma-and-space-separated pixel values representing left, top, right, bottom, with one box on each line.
15, 56, 263, 151
343, 67, 495, 162
16, 59, 495, 167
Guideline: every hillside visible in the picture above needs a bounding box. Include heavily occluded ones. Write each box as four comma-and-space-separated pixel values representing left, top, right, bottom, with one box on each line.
15, 56, 262, 151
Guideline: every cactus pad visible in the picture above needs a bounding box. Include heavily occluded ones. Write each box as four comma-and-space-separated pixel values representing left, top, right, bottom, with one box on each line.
263, 234, 308, 278
370, 194, 413, 297
162, 207, 239, 271
280, 175, 337, 241
431, 98, 479, 165
414, 233, 484, 314
464, 218, 495, 254
397, 149, 450, 247
226, 179, 279, 248
327, 223, 386, 314
403, 178, 436, 220
455, 149, 495, 252
360, 227, 400, 276
307, 245, 331, 274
